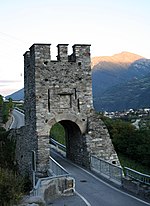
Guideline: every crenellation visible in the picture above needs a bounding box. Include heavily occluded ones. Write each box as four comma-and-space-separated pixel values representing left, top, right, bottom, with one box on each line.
57, 44, 69, 61
23, 43, 120, 179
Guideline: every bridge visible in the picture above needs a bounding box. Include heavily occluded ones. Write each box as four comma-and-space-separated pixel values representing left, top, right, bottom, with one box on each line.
11, 109, 150, 205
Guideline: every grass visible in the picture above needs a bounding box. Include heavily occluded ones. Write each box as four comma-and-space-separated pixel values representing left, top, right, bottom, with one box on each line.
50, 123, 66, 145
118, 153, 150, 175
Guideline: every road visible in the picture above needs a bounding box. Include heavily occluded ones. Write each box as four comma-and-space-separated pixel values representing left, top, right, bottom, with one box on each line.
12, 110, 150, 206
10, 109, 24, 128
51, 149, 150, 206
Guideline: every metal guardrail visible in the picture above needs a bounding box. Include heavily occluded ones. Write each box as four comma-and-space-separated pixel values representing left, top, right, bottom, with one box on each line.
50, 139, 150, 187
31, 155, 70, 196
91, 155, 123, 185
49, 155, 69, 176
31, 174, 70, 196
14, 107, 24, 114
125, 167, 150, 186
50, 138, 66, 151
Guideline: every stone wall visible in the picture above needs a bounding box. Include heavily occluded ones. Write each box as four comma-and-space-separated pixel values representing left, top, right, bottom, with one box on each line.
122, 177, 150, 202
23, 43, 120, 178
8, 127, 33, 179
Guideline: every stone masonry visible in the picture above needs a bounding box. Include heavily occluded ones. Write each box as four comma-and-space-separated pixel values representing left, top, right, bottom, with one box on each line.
23, 43, 119, 178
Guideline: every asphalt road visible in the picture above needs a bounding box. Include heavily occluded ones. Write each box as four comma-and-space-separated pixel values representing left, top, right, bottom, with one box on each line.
10, 109, 24, 128
51, 149, 150, 206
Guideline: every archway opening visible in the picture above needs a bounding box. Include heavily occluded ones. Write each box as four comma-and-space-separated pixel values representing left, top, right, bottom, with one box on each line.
50, 120, 88, 166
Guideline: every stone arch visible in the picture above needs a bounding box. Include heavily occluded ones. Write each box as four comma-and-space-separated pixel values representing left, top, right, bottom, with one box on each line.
47, 113, 87, 134
48, 113, 88, 165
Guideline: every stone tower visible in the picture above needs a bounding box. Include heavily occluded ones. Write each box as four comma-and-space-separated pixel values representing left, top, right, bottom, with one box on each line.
24, 44, 119, 178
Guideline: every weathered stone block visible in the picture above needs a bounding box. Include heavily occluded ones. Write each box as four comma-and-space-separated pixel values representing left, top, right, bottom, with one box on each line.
23, 43, 120, 179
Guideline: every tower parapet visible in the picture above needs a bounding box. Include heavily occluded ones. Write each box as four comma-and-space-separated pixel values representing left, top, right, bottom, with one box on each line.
57, 44, 69, 61
22, 43, 119, 179
30, 44, 51, 65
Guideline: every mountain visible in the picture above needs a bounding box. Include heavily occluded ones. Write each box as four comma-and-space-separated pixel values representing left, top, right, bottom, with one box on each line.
92, 51, 143, 68
6, 88, 24, 100
97, 74, 150, 111
91, 52, 150, 111
6, 51, 150, 112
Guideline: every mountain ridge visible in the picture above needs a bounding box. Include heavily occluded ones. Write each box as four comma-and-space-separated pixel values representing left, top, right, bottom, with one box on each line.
92, 52, 150, 111
91, 51, 143, 68
5, 51, 150, 112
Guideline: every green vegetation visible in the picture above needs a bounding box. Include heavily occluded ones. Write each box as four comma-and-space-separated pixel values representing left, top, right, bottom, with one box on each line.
0, 168, 24, 205
118, 153, 150, 175
101, 116, 150, 174
0, 95, 14, 124
0, 128, 16, 169
50, 123, 66, 145
0, 127, 31, 205
0, 98, 30, 205
14, 102, 24, 111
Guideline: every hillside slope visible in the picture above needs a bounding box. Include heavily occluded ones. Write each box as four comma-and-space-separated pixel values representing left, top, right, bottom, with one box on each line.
6, 88, 24, 100
92, 52, 150, 111
97, 73, 150, 111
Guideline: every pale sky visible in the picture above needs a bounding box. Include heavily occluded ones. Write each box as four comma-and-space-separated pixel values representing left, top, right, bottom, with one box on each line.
0, 0, 150, 96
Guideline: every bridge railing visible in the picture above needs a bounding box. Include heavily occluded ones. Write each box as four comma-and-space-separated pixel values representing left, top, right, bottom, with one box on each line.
90, 155, 123, 185
50, 138, 66, 152
48, 155, 69, 176
125, 167, 150, 186
31, 155, 70, 196
14, 107, 24, 114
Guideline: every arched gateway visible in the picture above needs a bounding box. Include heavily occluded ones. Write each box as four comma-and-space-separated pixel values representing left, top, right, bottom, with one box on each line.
23, 44, 119, 178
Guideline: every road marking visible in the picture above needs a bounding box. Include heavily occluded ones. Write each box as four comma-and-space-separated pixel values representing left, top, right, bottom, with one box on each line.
15, 109, 24, 116
75, 191, 91, 206
52, 150, 150, 206
74, 163, 150, 205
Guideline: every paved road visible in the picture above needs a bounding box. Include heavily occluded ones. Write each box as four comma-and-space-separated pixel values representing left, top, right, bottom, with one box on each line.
51, 149, 150, 206
10, 109, 24, 128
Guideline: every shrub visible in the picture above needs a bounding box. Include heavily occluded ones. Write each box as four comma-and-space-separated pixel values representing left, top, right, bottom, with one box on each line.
0, 130, 16, 170
102, 116, 150, 168
0, 168, 24, 206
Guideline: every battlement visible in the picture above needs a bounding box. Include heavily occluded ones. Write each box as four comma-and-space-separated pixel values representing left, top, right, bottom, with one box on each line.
22, 42, 120, 181
25, 43, 91, 63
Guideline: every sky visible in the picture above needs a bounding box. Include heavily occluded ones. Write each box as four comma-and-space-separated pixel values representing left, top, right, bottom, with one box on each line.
0, 0, 150, 96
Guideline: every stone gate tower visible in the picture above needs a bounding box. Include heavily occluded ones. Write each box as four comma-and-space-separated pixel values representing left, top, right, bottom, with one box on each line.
24, 44, 119, 178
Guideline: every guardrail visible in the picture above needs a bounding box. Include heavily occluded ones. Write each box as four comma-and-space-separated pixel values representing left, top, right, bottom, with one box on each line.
31, 155, 70, 196
14, 107, 24, 114
31, 174, 71, 197
50, 138, 66, 151
48, 155, 69, 176
91, 155, 123, 185
125, 167, 150, 186
50, 139, 150, 187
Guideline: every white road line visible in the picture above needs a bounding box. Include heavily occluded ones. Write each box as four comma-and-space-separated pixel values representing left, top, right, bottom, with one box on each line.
52, 150, 150, 206
75, 191, 91, 206
15, 109, 24, 116
74, 163, 150, 206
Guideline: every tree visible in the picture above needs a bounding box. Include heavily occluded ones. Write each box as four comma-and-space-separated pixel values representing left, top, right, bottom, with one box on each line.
102, 116, 150, 167
0, 95, 3, 106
